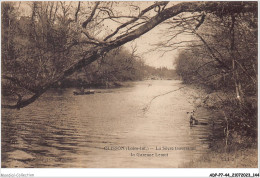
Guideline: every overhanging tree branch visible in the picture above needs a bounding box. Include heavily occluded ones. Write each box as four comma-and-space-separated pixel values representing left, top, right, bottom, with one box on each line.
2, 75, 37, 93
104, 1, 169, 41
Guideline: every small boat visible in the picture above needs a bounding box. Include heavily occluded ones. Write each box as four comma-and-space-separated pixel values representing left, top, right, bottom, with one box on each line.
73, 90, 95, 95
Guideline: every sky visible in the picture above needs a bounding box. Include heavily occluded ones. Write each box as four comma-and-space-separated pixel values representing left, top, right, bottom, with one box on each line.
124, 24, 179, 70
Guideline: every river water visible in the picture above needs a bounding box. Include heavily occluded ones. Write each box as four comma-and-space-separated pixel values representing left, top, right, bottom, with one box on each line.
2, 80, 216, 168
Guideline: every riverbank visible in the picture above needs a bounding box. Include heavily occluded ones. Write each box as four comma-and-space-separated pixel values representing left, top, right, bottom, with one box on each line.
180, 83, 258, 168
181, 144, 257, 168
52, 78, 136, 89
179, 141, 258, 168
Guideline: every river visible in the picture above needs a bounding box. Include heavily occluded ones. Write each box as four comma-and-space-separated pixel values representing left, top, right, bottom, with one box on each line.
2, 80, 216, 168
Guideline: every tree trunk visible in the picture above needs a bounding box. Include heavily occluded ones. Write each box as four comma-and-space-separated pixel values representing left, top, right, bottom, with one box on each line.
230, 15, 243, 104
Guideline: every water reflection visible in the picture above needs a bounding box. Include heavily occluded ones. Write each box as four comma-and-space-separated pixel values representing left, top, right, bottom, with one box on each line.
2, 80, 215, 168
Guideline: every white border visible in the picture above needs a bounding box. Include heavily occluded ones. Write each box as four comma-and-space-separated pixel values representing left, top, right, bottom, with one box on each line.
0, 0, 259, 177
0, 168, 259, 177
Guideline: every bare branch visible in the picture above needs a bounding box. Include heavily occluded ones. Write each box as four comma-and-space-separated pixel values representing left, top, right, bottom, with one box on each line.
82, 2, 100, 28
2, 91, 45, 110
194, 32, 230, 70
2, 75, 37, 93
104, 1, 169, 41
195, 13, 206, 30
75, 1, 81, 22
81, 30, 105, 46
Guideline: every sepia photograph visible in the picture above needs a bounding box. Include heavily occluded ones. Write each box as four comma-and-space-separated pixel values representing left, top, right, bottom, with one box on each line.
1, 0, 258, 176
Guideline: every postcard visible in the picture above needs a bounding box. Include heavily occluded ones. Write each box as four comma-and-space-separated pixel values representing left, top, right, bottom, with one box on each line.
1, 1, 258, 177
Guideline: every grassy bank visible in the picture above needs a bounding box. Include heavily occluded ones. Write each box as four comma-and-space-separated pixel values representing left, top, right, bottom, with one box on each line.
181, 142, 257, 168
180, 83, 258, 168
